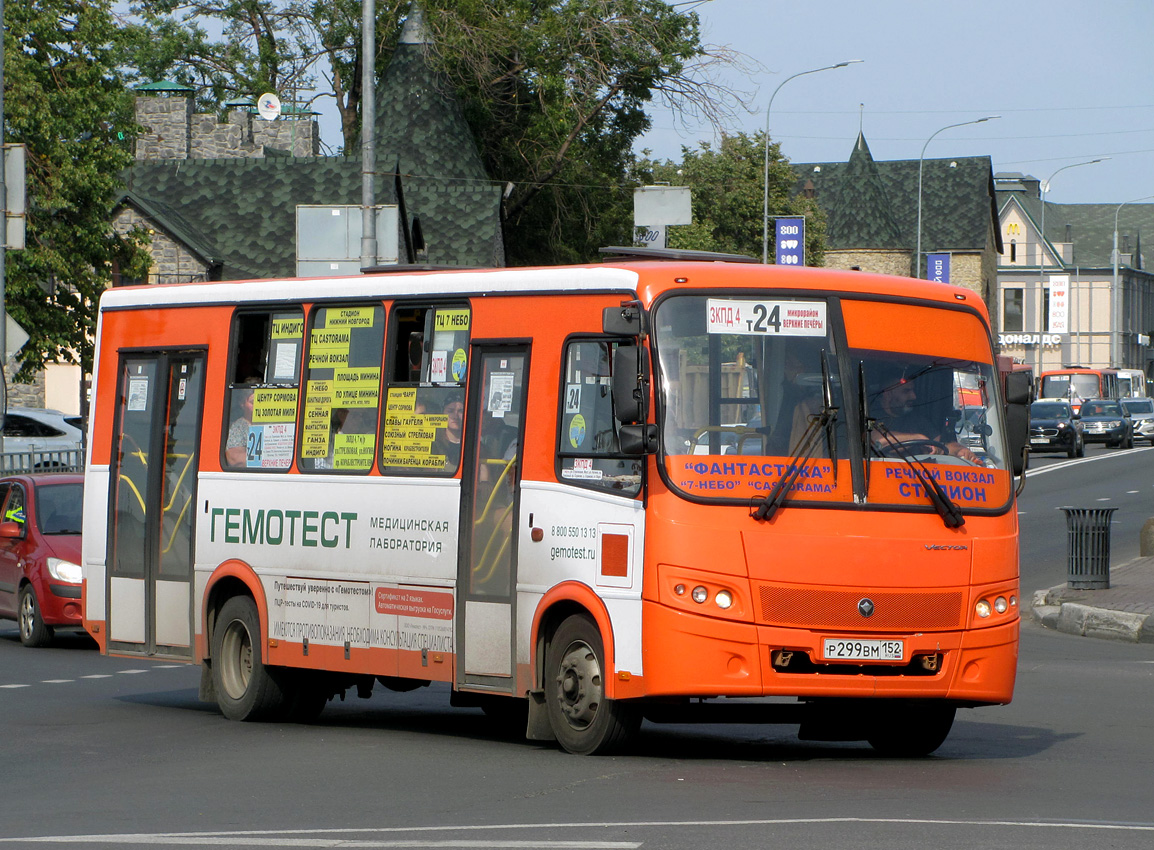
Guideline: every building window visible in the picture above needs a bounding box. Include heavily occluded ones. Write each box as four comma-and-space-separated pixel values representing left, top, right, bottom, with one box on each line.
1003, 289, 1024, 332
1010, 240, 1017, 263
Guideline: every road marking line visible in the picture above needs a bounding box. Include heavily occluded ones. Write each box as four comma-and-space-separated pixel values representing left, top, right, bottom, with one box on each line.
0, 684, 30, 689
41, 679, 74, 684
6, 818, 1154, 845
117, 669, 149, 674
81, 674, 113, 679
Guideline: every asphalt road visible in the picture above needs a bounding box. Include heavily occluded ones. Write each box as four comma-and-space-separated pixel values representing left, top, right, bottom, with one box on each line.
2, 446, 1153, 850
1018, 442, 1154, 594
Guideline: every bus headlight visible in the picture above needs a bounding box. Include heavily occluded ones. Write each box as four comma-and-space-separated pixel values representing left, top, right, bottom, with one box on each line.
994, 596, 1008, 614
715, 590, 733, 609
691, 586, 708, 604
975, 599, 992, 618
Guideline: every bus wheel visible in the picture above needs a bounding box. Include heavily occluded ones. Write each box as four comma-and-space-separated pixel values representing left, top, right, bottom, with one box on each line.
212, 595, 290, 721
866, 702, 956, 757
544, 614, 640, 755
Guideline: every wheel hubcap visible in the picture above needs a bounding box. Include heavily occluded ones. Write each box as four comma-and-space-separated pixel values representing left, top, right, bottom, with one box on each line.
19, 594, 35, 639
220, 619, 253, 700
554, 640, 602, 729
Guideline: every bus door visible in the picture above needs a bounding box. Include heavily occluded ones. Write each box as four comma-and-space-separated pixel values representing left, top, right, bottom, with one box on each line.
457, 345, 529, 690
106, 352, 206, 658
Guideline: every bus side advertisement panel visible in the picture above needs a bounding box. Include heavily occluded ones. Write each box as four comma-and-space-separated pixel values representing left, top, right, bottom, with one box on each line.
516, 482, 646, 678
197, 474, 460, 663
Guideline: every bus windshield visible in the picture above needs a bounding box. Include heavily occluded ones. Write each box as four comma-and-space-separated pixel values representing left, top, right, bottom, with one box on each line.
1041, 373, 1100, 400
654, 293, 1010, 510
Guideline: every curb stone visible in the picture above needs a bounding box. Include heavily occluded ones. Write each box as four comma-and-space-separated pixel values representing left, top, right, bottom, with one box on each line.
1032, 586, 1154, 643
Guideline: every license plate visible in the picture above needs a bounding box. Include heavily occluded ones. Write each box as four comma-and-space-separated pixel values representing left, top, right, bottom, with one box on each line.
1030, 437, 1048, 444
823, 638, 904, 661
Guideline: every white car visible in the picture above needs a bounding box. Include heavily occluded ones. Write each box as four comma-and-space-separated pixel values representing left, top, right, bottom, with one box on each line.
1121, 397, 1154, 445
1, 408, 84, 462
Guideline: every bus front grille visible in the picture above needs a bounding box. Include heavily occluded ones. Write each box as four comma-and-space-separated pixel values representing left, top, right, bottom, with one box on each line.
755, 585, 964, 631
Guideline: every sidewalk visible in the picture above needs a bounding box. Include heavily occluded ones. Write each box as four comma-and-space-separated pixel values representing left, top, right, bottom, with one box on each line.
1031, 555, 1154, 643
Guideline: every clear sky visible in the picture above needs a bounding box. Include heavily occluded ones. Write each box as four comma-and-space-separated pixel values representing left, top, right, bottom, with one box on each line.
635, 0, 1154, 206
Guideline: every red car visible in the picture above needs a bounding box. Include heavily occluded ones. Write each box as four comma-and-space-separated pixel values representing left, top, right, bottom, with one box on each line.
0, 473, 84, 646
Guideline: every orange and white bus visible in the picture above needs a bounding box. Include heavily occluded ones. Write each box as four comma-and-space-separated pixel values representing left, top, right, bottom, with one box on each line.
1038, 367, 1120, 412
82, 254, 1025, 756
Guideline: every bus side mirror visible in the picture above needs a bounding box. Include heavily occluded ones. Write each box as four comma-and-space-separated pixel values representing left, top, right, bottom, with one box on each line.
612, 345, 649, 424
1005, 371, 1031, 405
619, 424, 659, 455
1004, 372, 1031, 476
603, 304, 647, 336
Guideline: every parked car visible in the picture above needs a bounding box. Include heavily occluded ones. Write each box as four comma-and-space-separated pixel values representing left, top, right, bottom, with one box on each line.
1120, 397, 1154, 445
1028, 400, 1084, 457
1078, 399, 1134, 448
0, 408, 84, 472
0, 473, 84, 646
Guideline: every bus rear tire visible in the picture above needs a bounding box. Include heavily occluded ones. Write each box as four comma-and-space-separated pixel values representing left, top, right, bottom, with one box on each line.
212, 595, 291, 721
866, 702, 956, 757
544, 614, 640, 755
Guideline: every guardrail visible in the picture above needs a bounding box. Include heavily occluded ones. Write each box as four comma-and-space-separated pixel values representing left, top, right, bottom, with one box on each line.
0, 449, 85, 474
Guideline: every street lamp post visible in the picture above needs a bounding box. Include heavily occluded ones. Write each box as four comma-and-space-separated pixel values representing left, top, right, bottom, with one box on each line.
1112, 193, 1154, 367
1035, 158, 1106, 373
915, 116, 999, 279
761, 60, 862, 264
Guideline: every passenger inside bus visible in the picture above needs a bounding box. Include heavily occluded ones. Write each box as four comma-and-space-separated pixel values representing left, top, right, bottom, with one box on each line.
870, 364, 979, 464
431, 393, 464, 469
225, 387, 255, 467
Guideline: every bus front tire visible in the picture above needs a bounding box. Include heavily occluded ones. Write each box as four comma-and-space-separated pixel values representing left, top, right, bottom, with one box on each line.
544, 614, 640, 755
866, 702, 956, 757
212, 595, 292, 721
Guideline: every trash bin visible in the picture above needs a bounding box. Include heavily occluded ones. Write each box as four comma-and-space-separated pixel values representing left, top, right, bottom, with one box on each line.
1059, 507, 1117, 589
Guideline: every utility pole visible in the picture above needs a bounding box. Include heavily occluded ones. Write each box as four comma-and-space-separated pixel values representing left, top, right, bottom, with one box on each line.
1, 0, 8, 433
360, 0, 377, 271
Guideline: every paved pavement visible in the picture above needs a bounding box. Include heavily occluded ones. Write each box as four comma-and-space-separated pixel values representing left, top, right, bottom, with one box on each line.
1031, 555, 1154, 643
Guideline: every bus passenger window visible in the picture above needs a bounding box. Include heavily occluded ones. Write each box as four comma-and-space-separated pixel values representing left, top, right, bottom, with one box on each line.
224, 310, 304, 471
556, 339, 642, 496
299, 303, 385, 473
381, 305, 471, 475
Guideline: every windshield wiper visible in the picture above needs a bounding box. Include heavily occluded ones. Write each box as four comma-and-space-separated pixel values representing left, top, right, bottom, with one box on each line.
752, 354, 838, 522
869, 421, 966, 529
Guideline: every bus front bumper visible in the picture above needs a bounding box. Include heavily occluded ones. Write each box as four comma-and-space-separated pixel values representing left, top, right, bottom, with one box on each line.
638, 601, 1018, 706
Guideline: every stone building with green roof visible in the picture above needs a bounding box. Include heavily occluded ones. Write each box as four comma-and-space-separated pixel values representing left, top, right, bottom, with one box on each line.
995, 173, 1154, 378
792, 132, 1003, 324
112, 4, 504, 285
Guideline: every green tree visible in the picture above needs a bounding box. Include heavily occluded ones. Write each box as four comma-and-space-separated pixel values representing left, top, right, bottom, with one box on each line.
121, 1, 738, 264
3, 0, 151, 381
639, 132, 827, 265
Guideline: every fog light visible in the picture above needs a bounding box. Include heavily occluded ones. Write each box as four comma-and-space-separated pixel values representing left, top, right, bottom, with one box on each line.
692, 586, 708, 604
674, 584, 686, 596
994, 596, 1008, 614
975, 599, 991, 618
715, 590, 733, 609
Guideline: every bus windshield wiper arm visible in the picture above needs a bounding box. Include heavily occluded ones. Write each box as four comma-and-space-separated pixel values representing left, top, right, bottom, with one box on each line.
870, 421, 965, 529
752, 356, 838, 522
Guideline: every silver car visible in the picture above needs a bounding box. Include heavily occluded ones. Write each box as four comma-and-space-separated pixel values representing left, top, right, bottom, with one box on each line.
1121, 397, 1154, 445
1, 408, 84, 471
